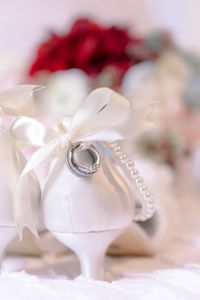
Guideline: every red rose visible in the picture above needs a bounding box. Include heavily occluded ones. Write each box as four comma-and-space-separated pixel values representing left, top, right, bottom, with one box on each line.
29, 18, 144, 85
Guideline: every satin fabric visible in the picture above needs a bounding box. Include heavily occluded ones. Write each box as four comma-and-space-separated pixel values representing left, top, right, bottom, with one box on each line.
0, 125, 41, 235
0, 85, 44, 117
15, 87, 158, 236
0, 85, 45, 238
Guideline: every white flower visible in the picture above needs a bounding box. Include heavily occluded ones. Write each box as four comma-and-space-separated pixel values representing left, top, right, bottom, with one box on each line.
41, 69, 90, 120
121, 50, 189, 108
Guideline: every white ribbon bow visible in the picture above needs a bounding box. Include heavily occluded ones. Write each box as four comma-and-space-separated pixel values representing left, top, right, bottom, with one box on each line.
0, 85, 46, 149
0, 84, 46, 149
0, 85, 46, 238
15, 87, 158, 237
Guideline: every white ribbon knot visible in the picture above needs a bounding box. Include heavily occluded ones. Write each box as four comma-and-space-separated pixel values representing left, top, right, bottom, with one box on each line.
59, 134, 71, 151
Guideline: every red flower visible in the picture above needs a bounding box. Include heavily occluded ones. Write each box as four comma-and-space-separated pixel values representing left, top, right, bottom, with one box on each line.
29, 18, 144, 84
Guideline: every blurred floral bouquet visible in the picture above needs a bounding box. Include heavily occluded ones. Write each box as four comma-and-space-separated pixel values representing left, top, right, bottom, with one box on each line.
1, 17, 200, 260
29, 18, 170, 88
26, 18, 200, 171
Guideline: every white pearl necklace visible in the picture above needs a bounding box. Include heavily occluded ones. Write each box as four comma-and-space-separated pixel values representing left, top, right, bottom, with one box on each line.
109, 141, 155, 222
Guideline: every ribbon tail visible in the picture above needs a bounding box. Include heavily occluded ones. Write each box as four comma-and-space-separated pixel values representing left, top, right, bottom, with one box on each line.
14, 149, 40, 239
14, 140, 59, 238
17, 218, 39, 241
21, 140, 59, 176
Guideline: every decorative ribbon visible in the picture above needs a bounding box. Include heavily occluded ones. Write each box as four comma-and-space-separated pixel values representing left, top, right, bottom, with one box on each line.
0, 85, 44, 116
14, 87, 159, 237
0, 84, 46, 148
0, 85, 46, 238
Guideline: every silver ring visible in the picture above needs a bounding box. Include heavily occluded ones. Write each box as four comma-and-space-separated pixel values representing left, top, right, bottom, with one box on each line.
66, 142, 100, 177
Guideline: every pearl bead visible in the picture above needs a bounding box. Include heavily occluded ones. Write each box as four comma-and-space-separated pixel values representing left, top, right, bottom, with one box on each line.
145, 191, 151, 198
130, 169, 139, 176
126, 160, 134, 168
139, 185, 147, 192
110, 142, 155, 222
148, 198, 154, 205
135, 176, 143, 185
114, 146, 121, 152
119, 154, 127, 161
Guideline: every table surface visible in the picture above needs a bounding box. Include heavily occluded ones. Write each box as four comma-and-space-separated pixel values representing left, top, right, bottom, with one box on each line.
1, 210, 200, 300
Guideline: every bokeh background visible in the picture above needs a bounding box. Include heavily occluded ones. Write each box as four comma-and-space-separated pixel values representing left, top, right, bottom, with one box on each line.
1, 0, 200, 59
1, 0, 200, 281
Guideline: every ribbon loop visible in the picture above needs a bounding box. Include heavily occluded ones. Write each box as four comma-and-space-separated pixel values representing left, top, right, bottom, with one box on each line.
0, 85, 44, 116
10, 116, 46, 148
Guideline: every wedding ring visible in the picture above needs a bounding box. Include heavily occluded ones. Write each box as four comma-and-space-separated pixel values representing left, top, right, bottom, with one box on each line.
66, 142, 100, 177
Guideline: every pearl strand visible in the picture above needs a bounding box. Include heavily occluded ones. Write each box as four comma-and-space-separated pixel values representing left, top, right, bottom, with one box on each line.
109, 141, 155, 222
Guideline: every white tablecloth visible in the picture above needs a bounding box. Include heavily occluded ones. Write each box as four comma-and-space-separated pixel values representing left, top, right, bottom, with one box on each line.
1, 216, 200, 300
